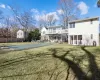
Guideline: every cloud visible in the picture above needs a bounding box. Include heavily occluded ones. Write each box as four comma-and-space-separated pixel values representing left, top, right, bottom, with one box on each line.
46, 12, 59, 20
34, 11, 59, 21
0, 4, 6, 9
0, 4, 11, 10
77, 1, 89, 15
31, 8, 39, 13
57, 9, 64, 15
7, 5, 11, 9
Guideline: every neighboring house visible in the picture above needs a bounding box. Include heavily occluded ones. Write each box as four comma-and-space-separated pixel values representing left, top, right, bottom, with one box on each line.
17, 30, 25, 41
17, 28, 38, 42
41, 26, 68, 42
68, 17, 100, 46
41, 17, 100, 46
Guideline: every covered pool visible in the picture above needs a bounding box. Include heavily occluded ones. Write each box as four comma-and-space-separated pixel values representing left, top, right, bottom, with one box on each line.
8, 42, 52, 50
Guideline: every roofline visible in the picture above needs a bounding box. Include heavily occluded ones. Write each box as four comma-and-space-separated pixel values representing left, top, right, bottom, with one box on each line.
48, 26, 64, 28
69, 17, 99, 23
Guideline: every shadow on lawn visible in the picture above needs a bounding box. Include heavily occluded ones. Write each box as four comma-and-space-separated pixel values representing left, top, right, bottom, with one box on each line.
0, 46, 100, 80
0, 51, 53, 79
0, 50, 11, 54
0, 51, 51, 70
50, 46, 100, 80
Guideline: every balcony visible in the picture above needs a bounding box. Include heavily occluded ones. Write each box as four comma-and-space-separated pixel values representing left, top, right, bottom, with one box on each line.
62, 29, 68, 33
46, 29, 68, 35
46, 31, 57, 34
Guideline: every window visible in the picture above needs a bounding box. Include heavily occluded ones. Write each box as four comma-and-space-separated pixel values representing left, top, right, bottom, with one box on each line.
91, 34, 93, 39
78, 35, 82, 44
43, 31, 45, 34
53, 28, 56, 30
91, 20, 93, 24
78, 35, 82, 40
73, 23, 75, 28
70, 24, 72, 28
70, 23, 75, 28
20, 33, 21, 35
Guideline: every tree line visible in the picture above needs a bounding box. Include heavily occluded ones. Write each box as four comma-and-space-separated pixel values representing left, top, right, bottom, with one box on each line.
0, 0, 99, 42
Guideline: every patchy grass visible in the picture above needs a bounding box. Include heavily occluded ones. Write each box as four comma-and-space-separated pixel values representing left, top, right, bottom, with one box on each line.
0, 43, 100, 80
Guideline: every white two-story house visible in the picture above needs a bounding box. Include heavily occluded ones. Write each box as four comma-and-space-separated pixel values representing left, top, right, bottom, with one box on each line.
41, 17, 100, 46
41, 26, 68, 42
68, 17, 100, 46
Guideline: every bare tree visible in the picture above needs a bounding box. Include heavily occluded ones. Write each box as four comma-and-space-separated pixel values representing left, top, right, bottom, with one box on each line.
10, 18, 19, 41
0, 10, 11, 43
38, 13, 57, 27
3, 17, 11, 42
38, 17, 47, 27
10, 7, 35, 40
47, 14, 57, 27
58, 0, 80, 28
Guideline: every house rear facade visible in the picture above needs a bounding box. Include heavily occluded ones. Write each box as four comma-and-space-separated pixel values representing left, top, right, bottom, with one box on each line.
40, 17, 100, 46
68, 17, 100, 46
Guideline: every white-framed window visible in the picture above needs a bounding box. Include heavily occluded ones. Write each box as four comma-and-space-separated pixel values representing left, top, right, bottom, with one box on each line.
43, 31, 45, 34
91, 34, 93, 39
70, 23, 75, 28
90, 20, 93, 24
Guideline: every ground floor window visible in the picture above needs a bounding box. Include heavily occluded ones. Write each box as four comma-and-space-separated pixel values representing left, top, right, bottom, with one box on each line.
78, 35, 82, 40
78, 35, 82, 44
91, 34, 93, 39
70, 35, 82, 45
74, 35, 77, 44
70, 36, 73, 44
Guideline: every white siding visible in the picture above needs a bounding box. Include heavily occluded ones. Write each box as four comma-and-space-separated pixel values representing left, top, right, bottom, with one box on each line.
56, 28, 62, 34
41, 27, 47, 36
17, 30, 24, 39
41, 27, 49, 40
68, 20, 100, 46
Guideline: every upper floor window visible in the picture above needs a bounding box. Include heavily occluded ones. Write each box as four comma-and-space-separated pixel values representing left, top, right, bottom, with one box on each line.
91, 20, 93, 24
53, 28, 56, 30
91, 34, 93, 39
73, 23, 75, 28
70, 23, 75, 28
43, 31, 45, 34
49, 29, 52, 31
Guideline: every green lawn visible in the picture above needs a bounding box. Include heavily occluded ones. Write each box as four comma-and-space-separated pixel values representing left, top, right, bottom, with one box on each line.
0, 43, 100, 80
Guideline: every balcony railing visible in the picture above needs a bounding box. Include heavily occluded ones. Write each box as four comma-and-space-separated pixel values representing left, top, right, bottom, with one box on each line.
62, 29, 68, 33
46, 29, 68, 34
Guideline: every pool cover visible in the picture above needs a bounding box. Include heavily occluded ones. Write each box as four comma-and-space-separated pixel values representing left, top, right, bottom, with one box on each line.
8, 43, 52, 50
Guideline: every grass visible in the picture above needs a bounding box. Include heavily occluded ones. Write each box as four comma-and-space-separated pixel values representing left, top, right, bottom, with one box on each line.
0, 43, 100, 80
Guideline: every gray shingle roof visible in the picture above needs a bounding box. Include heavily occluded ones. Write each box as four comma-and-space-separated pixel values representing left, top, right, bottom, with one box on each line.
69, 17, 99, 23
